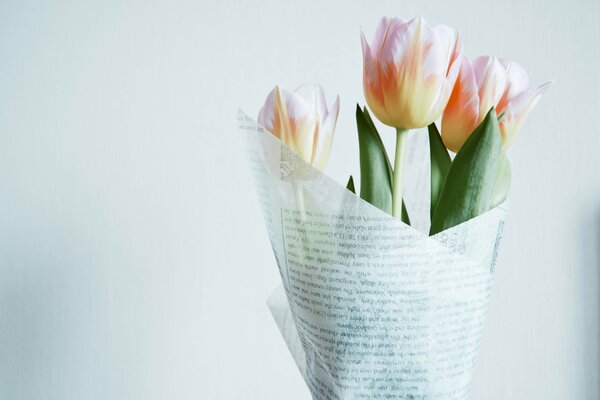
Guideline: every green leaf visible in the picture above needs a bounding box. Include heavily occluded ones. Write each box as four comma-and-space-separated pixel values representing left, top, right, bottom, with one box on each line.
401, 198, 410, 225
356, 105, 393, 214
491, 152, 511, 208
363, 107, 395, 186
346, 175, 356, 194
428, 123, 451, 220
429, 108, 502, 235
356, 105, 410, 225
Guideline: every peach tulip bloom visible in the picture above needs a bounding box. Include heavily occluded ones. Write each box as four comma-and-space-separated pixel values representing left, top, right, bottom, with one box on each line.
258, 84, 340, 171
441, 55, 551, 152
361, 16, 463, 129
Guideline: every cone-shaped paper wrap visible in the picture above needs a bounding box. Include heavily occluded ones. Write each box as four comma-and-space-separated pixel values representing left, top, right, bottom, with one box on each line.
239, 111, 506, 400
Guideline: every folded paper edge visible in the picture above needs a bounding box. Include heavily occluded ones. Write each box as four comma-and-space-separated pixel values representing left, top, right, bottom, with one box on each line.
238, 109, 508, 255
266, 285, 308, 380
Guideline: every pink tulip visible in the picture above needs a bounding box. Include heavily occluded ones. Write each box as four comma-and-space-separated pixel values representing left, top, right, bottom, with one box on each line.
441, 55, 551, 152
361, 16, 462, 129
258, 84, 340, 171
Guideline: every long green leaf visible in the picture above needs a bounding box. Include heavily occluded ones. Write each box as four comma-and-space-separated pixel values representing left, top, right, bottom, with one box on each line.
356, 105, 410, 224
491, 152, 511, 207
356, 104, 392, 214
363, 108, 411, 224
346, 175, 356, 194
429, 108, 502, 235
400, 189, 411, 225
363, 107, 393, 178
428, 123, 452, 220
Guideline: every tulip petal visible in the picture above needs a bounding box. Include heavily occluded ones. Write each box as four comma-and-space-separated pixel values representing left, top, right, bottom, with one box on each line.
371, 17, 392, 55
258, 86, 293, 145
498, 80, 552, 149
497, 59, 530, 114
427, 24, 458, 78
366, 17, 410, 126
280, 88, 312, 121
320, 94, 340, 136
371, 16, 406, 59
290, 119, 317, 165
361, 24, 390, 126
360, 30, 370, 58
441, 56, 480, 152
383, 17, 434, 127
432, 37, 463, 128
472, 56, 507, 118
416, 21, 458, 123
381, 17, 412, 65
270, 87, 316, 163
272, 86, 292, 146
294, 84, 328, 120
311, 95, 339, 170
257, 86, 278, 133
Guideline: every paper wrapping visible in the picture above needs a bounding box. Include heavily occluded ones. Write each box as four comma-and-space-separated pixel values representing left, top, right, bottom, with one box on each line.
239, 110, 506, 400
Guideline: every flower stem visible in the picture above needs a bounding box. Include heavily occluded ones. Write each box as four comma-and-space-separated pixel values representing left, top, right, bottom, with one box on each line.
393, 128, 409, 220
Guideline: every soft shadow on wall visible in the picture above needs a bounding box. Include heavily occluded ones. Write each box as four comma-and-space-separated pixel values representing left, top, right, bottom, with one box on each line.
0, 195, 112, 400
577, 204, 600, 398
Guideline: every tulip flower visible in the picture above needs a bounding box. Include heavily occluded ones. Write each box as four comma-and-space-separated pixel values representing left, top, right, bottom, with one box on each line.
441, 55, 552, 152
361, 16, 462, 130
258, 84, 340, 171
361, 16, 462, 220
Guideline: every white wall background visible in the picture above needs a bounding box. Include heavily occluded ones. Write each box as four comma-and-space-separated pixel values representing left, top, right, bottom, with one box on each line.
0, 0, 598, 399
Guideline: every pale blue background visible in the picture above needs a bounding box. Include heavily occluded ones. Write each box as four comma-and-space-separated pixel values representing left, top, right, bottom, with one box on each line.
0, 0, 598, 399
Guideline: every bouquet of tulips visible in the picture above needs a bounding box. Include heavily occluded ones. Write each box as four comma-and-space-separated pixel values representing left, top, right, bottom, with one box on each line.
240, 16, 550, 400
